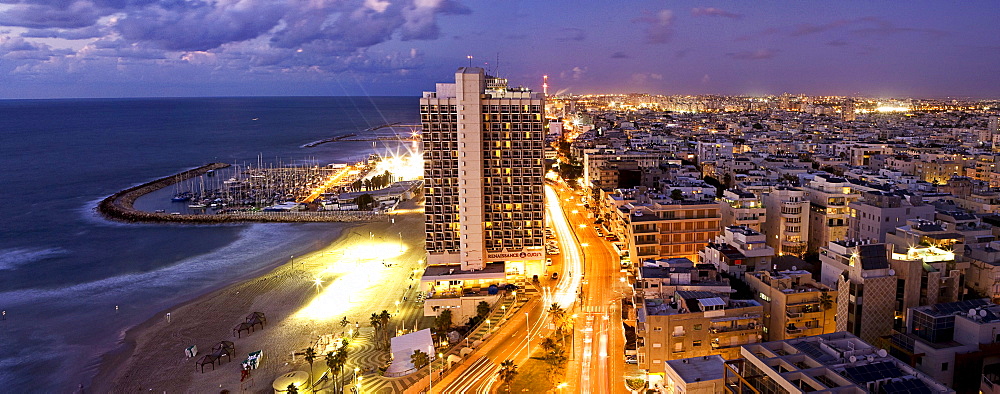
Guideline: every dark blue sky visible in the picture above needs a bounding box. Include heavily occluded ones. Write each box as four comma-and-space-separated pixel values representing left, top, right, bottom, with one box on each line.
0, 0, 997, 99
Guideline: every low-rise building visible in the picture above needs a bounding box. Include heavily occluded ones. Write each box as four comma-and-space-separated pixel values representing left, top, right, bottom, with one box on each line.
660, 355, 726, 394
847, 190, 934, 243
745, 270, 837, 341
637, 291, 763, 377
700, 225, 775, 276
724, 332, 954, 394
889, 298, 1000, 393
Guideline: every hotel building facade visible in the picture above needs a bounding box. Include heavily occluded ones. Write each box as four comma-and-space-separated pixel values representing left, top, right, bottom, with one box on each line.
420, 67, 547, 283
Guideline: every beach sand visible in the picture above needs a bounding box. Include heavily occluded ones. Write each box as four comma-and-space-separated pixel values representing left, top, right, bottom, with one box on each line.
91, 197, 426, 393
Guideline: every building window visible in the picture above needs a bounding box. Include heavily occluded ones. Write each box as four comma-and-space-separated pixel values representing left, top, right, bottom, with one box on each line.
693, 324, 702, 330
693, 340, 702, 347
942, 362, 948, 371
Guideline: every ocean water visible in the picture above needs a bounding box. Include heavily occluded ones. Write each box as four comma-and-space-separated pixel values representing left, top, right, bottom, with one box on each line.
0, 96, 418, 390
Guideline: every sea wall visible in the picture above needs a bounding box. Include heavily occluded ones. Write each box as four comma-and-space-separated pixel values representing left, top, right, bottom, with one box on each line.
98, 163, 387, 224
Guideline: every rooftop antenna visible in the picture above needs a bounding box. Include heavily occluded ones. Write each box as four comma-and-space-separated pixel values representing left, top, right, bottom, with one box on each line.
543, 75, 549, 97
467, 55, 472, 68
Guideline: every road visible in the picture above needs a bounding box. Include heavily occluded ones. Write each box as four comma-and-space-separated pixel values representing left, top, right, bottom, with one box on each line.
435, 183, 587, 393
552, 182, 629, 394
435, 297, 548, 393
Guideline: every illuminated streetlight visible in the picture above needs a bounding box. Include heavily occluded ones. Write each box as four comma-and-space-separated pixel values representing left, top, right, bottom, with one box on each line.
486, 319, 491, 333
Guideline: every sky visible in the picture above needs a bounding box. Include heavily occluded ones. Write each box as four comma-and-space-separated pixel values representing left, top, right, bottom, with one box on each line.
0, 0, 998, 99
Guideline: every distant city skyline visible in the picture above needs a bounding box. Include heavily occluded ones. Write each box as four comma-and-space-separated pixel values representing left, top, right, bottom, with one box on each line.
0, 1, 998, 99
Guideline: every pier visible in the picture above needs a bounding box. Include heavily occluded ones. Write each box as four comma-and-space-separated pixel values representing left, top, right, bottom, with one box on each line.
98, 163, 387, 224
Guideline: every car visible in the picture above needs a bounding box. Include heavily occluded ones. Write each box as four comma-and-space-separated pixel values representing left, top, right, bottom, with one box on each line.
546, 258, 553, 266
551, 272, 559, 279
595, 229, 604, 237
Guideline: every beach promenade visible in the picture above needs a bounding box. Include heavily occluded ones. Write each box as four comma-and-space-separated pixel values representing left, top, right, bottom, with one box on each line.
91, 197, 428, 393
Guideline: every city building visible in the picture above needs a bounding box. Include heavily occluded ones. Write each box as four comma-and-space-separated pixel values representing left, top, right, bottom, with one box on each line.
636, 290, 763, 377
420, 67, 546, 310
888, 298, 1000, 393
600, 188, 722, 265
636, 257, 731, 299
745, 270, 837, 341
804, 174, 860, 253
762, 186, 810, 257
660, 355, 726, 394
847, 191, 934, 243
720, 189, 766, 231
724, 332, 954, 394
819, 240, 897, 345
700, 225, 775, 276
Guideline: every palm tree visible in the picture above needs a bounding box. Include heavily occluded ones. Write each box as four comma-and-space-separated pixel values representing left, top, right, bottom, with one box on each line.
411, 349, 429, 370
340, 316, 350, 328
498, 359, 518, 392
286, 383, 298, 394
325, 351, 338, 392
378, 310, 392, 348
304, 346, 316, 391
476, 301, 491, 320
370, 312, 383, 349
818, 291, 834, 333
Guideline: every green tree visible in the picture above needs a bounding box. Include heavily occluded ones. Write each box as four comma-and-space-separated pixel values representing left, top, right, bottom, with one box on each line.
539, 336, 566, 381
378, 310, 392, 348
626, 378, 648, 393
818, 291, 834, 333
476, 301, 490, 320
670, 188, 684, 200
411, 349, 429, 369
498, 359, 518, 392
304, 346, 316, 391
435, 309, 453, 342
356, 193, 375, 210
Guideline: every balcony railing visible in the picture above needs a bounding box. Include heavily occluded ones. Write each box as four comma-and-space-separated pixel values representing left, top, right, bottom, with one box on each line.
786, 327, 803, 334
786, 311, 803, 319
672, 331, 687, 337
710, 324, 757, 334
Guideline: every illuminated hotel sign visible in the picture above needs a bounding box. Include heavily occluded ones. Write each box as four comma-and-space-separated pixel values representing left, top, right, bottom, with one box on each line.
487, 250, 544, 261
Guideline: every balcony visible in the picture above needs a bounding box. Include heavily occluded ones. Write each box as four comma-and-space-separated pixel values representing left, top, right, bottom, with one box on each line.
672, 331, 687, 338
786, 326, 803, 335
786, 311, 803, 319
710, 324, 757, 334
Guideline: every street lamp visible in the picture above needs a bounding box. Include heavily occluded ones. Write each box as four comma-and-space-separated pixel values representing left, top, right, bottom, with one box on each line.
354, 367, 360, 390
357, 375, 362, 392
395, 300, 401, 314
486, 319, 491, 333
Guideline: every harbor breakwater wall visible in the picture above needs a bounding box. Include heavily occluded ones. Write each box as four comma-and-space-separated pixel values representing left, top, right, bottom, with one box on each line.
98, 163, 386, 224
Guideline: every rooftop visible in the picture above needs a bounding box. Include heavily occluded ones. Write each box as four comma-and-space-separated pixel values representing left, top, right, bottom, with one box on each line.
665, 355, 726, 384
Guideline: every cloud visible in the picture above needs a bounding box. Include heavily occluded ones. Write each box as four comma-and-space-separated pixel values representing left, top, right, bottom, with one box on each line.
629, 72, 663, 86
633, 9, 674, 44
610, 51, 629, 59
691, 7, 741, 19
725, 48, 778, 60
790, 20, 851, 37
22, 25, 104, 40
0, 0, 473, 83
0, 1, 102, 29
555, 27, 586, 42
559, 66, 586, 81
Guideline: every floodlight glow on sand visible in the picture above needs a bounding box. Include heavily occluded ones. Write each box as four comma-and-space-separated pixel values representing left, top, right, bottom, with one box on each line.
293, 240, 409, 321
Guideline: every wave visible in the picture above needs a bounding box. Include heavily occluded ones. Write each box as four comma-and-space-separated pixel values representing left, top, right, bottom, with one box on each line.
0, 247, 68, 271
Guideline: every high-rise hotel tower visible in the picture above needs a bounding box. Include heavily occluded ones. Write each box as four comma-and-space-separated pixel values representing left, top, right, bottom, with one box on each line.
421, 67, 546, 278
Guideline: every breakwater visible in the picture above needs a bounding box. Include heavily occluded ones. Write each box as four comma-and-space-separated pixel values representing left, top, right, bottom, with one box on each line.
98, 163, 387, 223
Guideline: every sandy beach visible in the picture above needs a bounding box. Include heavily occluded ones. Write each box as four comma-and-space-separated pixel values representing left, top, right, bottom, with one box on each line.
91, 197, 427, 393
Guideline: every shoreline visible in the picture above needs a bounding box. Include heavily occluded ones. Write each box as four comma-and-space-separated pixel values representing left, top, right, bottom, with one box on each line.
90, 198, 426, 392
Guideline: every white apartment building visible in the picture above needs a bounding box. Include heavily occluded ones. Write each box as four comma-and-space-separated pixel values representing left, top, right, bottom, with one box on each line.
700, 225, 774, 276
761, 186, 809, 257
719, 189, 765, 231
420, 67, 546, 286
804, 174, 860, 253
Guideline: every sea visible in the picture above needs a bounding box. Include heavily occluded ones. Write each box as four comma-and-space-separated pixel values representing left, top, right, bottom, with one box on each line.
0, 96, 419, 391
